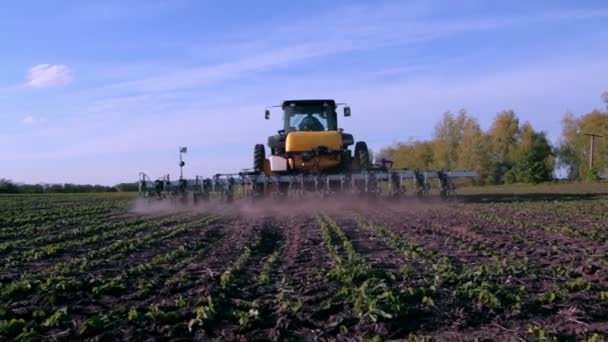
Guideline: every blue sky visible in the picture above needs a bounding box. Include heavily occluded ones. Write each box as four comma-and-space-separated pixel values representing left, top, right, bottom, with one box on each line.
1, 0, 607, 185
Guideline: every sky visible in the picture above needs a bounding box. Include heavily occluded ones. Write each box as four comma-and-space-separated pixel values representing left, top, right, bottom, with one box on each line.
1, 0, 607, 185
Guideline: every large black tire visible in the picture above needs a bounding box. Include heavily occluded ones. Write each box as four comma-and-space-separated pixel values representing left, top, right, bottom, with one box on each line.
254, 144, 266, 173
354, 141, 371, 171
338, 150, 352, 172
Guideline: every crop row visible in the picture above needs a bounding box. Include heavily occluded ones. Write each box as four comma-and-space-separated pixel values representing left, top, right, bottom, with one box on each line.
451, 203, 607, 242
0, 216, 218, 339
0, 216, 216, 301
318, 214, 402, 325
0, 203, 121, 229
357, 210, 608, 339
187, 226, 283, 336
356, 216, 529, 315
0, 211, 124, 242
0, 215, 185, 267
0, 216, 192, 276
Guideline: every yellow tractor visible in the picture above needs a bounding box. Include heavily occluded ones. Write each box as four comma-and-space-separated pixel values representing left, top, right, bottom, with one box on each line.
256, 99, 370, 176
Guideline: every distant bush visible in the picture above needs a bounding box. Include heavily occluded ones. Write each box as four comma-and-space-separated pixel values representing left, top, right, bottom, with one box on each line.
0, 179, 119, 194
114, 182, 140, 192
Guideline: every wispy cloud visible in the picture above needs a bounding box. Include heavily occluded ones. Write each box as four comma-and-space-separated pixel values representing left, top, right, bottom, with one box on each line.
97, 5, 608, 96
22, 115, 48, 125
370, 64, 433, 77
26, 64, 73, 88
70, 1, 187, 21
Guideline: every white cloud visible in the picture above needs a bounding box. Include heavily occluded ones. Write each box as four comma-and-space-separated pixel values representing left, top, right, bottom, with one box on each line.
25, 64, 73, 88
22, 115, 47, 125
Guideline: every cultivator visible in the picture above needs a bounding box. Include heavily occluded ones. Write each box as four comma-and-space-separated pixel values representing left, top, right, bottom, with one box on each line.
138, 168, 477, 202
138, 99, 478, 203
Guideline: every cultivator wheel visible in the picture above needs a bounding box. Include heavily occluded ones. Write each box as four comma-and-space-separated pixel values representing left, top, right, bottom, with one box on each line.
437, 171, 457, 199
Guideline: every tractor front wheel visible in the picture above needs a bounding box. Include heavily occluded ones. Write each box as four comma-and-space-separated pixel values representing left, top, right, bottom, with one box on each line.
254, 144, 266, 173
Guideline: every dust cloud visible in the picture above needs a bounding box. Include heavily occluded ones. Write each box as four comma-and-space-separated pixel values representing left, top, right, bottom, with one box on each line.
130, 195, 443, 218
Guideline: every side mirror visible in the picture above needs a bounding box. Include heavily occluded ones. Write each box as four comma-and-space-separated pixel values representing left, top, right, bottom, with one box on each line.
265, 109, 270, 120
344, 106, 351, 117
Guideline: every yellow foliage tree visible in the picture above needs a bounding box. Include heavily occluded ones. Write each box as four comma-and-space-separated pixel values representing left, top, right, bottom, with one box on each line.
558, 109, 608, 179
432, 110, 467, 170
380, 140, 435, 170
457, 117, 492, 183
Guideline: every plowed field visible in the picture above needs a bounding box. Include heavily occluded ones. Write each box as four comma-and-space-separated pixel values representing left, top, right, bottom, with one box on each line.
1, 193, 607, 341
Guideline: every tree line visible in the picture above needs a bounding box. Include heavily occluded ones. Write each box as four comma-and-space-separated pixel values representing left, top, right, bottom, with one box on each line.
0, 179, 139, 194
380, 92, 608, 184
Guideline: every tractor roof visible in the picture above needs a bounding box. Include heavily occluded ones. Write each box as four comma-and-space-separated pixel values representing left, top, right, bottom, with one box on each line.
281, 99, 336, 108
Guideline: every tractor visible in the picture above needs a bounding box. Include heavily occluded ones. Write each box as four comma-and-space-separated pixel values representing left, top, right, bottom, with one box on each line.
255, 99, 370, 177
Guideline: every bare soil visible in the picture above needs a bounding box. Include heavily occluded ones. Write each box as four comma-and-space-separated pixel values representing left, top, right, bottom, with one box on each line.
0, 193, 606, 341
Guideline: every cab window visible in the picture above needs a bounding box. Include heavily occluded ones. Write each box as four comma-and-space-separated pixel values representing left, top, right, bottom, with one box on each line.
284, 104, 336, 132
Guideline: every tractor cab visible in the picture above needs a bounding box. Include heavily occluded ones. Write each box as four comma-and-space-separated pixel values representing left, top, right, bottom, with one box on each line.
282, 100, 339, 132
266, 100, 352, 154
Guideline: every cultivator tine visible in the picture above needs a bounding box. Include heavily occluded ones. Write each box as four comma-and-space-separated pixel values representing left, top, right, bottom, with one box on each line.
414, 171, 427, 197
370, 172, 379, 196
291, 175, 299, 198
389, 172, 404, 197
436, 171, 456, 198
226, 176, 235, 202
286, 175, 301, 199
203, 178, 211, 201
287, 176, 294, 198
271, 175, 281, 199
298, 174, 305, 198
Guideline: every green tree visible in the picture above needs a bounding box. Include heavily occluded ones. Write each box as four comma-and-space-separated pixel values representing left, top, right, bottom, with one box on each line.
0, 179, 18, 193
506, 122, 554, 183
487, 110, 520, 183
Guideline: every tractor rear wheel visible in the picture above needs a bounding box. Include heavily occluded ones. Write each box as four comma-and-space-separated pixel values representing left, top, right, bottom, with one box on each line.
354, 141, 371, 171
254, 144, 265, 173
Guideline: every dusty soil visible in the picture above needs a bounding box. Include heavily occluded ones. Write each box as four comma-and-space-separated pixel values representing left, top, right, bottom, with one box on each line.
0, 193, 607, 341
